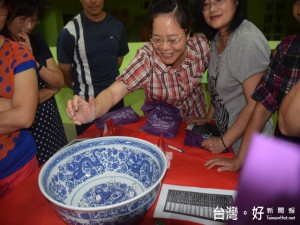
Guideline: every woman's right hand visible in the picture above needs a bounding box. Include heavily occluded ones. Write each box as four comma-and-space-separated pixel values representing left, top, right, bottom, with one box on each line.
204, 156, 242, 172
18, 30, 33, 52
66, 95, 96, 125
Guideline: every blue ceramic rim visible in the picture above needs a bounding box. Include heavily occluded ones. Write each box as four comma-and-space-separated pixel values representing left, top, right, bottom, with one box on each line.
38, 136, 167, 212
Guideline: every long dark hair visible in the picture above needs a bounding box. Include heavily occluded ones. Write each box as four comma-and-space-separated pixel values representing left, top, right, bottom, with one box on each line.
148, 0, 193, 37
1, 0, 44, 56
195, 0, 248, 40
0, 0, 8, 7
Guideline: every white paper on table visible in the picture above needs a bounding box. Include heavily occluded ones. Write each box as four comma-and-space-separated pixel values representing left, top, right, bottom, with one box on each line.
154, 184, 236, 225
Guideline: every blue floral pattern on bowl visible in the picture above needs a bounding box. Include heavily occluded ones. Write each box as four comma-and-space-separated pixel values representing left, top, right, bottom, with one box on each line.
39, 136, 167, 225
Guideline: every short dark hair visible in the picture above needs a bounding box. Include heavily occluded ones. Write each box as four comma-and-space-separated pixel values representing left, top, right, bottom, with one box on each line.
148, 0, 193, 37
6, 0, 45, 24
195, 0, 247, 40
1, 0, 45, 56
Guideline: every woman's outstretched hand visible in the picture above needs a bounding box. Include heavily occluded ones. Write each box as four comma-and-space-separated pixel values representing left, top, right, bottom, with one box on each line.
66, 95, 96, 125
204, 157, 242, 172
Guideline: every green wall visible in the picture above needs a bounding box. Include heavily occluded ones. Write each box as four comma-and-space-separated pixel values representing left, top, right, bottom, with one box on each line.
35, 0, 82, 46
34, 8, 59, 47
105, 0, 150, 42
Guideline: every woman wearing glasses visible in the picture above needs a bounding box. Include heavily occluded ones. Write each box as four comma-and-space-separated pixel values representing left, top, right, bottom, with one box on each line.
66, 0, 210, 125
2, 0, 67, 166
189, 0, 273, 162
0, 0, 38, 197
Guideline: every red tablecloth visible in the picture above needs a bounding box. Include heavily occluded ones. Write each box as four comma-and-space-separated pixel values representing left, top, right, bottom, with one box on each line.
0, 117, 239, 225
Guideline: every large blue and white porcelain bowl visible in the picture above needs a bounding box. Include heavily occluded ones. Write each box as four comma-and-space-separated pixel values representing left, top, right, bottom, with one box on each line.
38, 136, 167, 225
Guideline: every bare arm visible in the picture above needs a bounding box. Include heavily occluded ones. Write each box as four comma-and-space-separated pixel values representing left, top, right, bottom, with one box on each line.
37, 58, 64, 104
202, 71, 265, 154
219, 71, 265, 150
19, 31, 64, 104
0, 68, 38, 134
235, 102, 272, 165
0, 98, 12, 112
94, 80, 129, 116
278, 80, 300, 136
39, 58, 64, 89
205, 102, 272, 172
38, 87, 59, 104
58, 63, 73, 89
66, 80, 129, 125
20, 32, 64, 89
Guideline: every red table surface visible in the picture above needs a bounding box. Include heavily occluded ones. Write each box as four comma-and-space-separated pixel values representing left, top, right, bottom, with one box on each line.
0, 117, 239, 225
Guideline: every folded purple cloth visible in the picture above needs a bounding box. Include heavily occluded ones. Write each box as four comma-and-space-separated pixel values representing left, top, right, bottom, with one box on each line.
95, 105, 139, 129
140, 102, 182, 139
184, 130, 204, 147
184, 129, 229, 153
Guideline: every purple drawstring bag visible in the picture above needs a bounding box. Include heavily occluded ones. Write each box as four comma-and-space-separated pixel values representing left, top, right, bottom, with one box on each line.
184, 129, 229, 152
140, 102, 182, 139
184, 130, 204, 147
95, 105, 140, 130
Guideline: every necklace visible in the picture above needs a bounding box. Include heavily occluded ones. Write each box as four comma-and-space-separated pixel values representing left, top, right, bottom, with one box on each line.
217, 33, 229, 54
